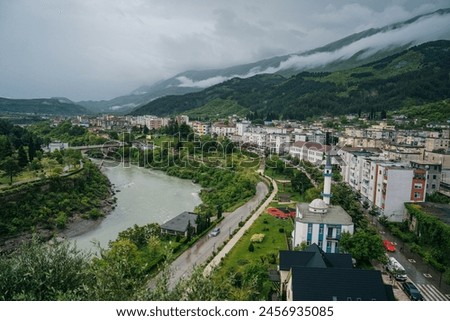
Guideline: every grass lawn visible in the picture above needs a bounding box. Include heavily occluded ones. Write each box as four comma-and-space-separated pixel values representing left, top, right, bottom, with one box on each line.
264, 168, 293, 181
215, 211, 294, 279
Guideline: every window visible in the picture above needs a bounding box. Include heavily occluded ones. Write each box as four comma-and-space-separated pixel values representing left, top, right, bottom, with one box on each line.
308, 225, 312, 234
433, 175, 437, 179
327, 241, 332, 248
319, 227, 323, 234
327, 227, 333, 237
318, 241, 323, 248
414, 192, 421, 199
414, 183, 422, 189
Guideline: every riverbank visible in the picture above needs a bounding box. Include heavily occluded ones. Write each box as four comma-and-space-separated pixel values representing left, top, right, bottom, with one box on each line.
0, 161, 115, 253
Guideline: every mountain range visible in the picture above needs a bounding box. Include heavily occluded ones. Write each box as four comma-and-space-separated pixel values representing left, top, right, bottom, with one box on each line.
1, 8, 450, 117
81, 8, 450, 114
0, 97, 89, 116
130, 40, 450, 120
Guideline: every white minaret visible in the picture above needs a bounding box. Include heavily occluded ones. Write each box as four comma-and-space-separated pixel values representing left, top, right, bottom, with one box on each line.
322, 151, 332, 205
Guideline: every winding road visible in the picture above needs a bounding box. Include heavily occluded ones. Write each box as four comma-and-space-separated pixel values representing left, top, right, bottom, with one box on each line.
165, 180, 273, 289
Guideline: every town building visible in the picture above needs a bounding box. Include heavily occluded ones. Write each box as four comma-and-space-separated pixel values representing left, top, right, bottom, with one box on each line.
292, 154, 354, 252
160, 212, 198, 237
190, 121, 211, 136
279, 245, 394, 301
211, 122, 236, 137
338, 147, 427, 221
289, 141, 331, 165
410, 160, 442, 195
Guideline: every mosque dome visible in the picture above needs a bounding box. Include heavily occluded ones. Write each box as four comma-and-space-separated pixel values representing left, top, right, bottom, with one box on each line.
309, 198, 328, 213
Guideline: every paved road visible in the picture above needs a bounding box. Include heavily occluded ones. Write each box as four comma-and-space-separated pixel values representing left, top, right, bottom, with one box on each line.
204, 176, 278, 275
371, 218, 450, 301
166, 181, 270, 289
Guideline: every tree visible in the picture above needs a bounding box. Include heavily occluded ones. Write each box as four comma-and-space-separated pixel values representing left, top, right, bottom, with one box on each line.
17, 146, 28, 168
339, 230, 386, 264
217, 204, 223, 220
0, 239, 91, 300
0, 135, 13, 159
0, 156, 21, 184
27, 136, 37, 161
88, 239, 146, 300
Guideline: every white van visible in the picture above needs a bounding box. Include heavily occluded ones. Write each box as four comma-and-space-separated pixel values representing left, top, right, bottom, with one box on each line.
386, 257, 407, 281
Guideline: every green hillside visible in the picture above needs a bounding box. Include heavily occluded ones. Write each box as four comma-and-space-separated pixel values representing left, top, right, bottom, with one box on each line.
0, 98, 89, 116
185, 98, 249, 120
131, 40, 450, 120
392, 99, 450, 122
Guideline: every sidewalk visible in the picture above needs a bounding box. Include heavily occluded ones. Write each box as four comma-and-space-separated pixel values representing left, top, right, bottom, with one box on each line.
204, 175, 278, 276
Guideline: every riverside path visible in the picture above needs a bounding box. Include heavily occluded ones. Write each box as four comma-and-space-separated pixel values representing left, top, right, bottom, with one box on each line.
165, 179, 274, 289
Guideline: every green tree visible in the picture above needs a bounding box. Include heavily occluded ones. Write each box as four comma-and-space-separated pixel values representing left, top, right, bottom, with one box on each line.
1, 156, 21, 184
339, 230, 386, 264
0, 239, 90, 300
217, 204, 223, 220
0, 135, 13, 159
17, 146, 28, 168
88, 239, 146, 300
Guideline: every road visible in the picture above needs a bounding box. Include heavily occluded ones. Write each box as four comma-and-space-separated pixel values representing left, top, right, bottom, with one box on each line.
166, 181, 270, 289
372, 218, 450, 301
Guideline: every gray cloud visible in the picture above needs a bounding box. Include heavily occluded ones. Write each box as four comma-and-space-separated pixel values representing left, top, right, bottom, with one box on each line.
0, 0, 449, 101
173, 11, 450, 88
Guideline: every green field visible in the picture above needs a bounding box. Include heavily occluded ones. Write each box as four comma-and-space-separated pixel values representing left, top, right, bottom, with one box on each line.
215, 212, 294, 278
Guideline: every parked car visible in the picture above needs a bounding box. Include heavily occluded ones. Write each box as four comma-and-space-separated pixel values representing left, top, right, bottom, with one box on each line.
383, 240, 396, 252
403, 282, 424, 301
209, 227, 220, 237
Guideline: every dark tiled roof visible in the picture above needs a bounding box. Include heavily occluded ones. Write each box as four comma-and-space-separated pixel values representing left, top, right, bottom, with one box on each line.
325, 253, 354, 269
160, 211, 198, 233
279, 244, 353, 271
291, 267, 394, 301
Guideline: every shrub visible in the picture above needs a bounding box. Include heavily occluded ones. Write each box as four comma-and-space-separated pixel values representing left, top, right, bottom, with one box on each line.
250, 233, 265, 243
248, 243, 255, 252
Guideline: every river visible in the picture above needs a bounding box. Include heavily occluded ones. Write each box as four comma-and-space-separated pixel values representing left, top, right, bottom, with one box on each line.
70, 162, 201, 253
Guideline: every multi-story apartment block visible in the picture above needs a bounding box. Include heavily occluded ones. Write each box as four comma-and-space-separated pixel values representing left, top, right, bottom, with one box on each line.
242, 132, 266, 149
425, 136, 450, 152
373, 164, 426, 221
289, 141, 331, 165
410, 160, 442, 194
235, 121, 251, 136
339, 147, 427, 221
190, 121, 211, 136
211, 122, 236, 137
267, 133, 291, 155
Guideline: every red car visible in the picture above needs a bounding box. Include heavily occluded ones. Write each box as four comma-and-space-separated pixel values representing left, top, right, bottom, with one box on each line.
383, 240, 396, 252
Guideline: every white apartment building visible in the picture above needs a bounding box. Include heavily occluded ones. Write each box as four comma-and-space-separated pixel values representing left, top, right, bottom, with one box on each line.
373, 164, 426, 222
211, 122, 236, 137
242, 132, 266, 149
236, 121, 251, 136
339, 147, 427, 221
289, 141, 331, 165
267, 133, 291, 155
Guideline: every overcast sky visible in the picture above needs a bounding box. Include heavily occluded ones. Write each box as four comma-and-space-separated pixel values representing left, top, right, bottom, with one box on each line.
0, 0, 449, 101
